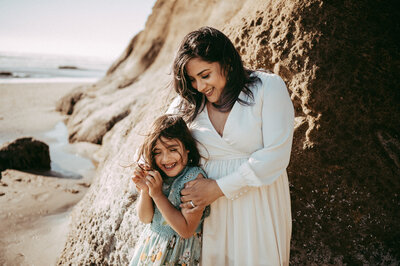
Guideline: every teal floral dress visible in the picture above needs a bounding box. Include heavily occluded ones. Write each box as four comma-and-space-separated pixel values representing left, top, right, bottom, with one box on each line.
129, 166, 210, 266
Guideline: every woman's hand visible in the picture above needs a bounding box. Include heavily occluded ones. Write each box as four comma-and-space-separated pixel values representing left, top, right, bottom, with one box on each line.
146, 170, 163, 199
180, 175, 224, 213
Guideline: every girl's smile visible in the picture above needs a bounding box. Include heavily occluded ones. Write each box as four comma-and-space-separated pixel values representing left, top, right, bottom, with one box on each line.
153, 137, 189, 177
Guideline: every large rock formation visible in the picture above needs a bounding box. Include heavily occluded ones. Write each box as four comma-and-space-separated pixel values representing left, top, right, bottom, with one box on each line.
56, 0, 399, 264
0, 137, 51, 177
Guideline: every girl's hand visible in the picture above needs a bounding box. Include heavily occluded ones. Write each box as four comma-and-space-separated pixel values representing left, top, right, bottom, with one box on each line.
132, 176, 149, 193
146, 170, 163, 198
131, 165, 149, 193
180, 175, 224, 213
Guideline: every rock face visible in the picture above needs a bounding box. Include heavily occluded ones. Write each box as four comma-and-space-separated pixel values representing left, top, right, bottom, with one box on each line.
56, 0, 399, 264
0, 137, 51, 177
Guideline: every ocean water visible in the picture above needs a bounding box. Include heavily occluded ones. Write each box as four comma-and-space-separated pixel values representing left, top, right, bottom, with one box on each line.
41, 122, 95, 179
0, 52, 104, 178
0, 51, 112, 83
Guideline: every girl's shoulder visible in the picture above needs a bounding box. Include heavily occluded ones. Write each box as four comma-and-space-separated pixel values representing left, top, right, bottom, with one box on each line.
173, 166, 205, 187
170, 167, 205, 195
183, 166, 206, 180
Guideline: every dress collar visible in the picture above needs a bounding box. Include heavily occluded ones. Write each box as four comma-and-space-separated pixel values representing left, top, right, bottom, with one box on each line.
163, 166, 189, 185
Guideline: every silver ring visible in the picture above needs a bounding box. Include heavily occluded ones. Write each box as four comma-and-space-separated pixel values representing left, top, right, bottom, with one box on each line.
189, 201, 196, 208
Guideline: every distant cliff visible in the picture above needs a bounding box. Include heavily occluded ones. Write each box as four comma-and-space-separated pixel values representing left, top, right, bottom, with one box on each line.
56, 0, 399, 264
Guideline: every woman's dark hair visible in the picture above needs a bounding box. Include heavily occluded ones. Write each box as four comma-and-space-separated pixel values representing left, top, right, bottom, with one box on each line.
173, 26, 258, 122
137, 114, 201, 176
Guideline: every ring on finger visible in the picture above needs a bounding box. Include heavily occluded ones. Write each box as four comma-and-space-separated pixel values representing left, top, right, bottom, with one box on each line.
189, 201, 196, 208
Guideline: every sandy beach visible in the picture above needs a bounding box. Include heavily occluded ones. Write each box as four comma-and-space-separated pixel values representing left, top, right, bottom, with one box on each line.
0, 82, 81, 142
0, 81, 97, 265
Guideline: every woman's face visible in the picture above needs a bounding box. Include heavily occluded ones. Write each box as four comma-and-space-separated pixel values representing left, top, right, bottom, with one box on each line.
153, 137, 189, 177
185, 57, 227, 104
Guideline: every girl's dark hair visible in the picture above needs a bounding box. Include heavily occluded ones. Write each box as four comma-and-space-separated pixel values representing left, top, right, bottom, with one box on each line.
137, 114, 201, 175
173, 26, 258, 122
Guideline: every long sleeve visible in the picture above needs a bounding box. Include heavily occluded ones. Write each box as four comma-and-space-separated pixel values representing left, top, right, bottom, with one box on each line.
216, 74, 294, 200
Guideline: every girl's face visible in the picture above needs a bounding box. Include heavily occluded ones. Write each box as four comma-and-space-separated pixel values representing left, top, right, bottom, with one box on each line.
185, 57, 227, 104
153, 137, 189, 177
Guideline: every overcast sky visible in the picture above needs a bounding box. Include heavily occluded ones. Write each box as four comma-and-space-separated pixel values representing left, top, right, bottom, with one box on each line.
0, 0, 156, 60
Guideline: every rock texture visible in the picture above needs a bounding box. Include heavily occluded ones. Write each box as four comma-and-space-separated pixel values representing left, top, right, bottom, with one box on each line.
0, 137, 51, 177
56, 0, 399, 264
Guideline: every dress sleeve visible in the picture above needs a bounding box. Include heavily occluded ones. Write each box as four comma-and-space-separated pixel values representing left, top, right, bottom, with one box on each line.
216, 74, 294, 200
165, 95, 182, 114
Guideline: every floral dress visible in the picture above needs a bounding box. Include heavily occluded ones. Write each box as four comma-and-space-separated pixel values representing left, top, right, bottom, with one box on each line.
129, 166, 209, 266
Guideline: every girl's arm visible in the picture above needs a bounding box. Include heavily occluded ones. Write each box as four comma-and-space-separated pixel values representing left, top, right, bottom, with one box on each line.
132, 167, 154, 223
136, 191, 154, 224
146, 171, 204, 239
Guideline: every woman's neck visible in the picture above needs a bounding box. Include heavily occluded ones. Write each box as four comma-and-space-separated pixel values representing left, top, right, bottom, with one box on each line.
207, 101, 232, 113
206, 102, 231, 137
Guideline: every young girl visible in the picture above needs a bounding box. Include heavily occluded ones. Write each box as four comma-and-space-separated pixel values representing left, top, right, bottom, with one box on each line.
130, 114, 209, 266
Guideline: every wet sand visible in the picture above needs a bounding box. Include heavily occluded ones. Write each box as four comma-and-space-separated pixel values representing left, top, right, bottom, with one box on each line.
0, 81, 98, 265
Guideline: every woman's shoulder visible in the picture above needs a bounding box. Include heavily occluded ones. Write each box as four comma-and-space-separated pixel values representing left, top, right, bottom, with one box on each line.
166, 95, 183, 114
250, 70, 287, 94
241, 71, 289, 106
251, 70, 284, 85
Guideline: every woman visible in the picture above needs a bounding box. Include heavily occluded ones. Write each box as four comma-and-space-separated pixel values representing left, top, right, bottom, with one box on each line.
168, 26, 294, 265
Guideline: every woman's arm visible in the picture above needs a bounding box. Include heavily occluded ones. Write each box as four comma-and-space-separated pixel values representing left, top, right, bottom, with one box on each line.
147, 171, 205, 239
215, 74, 294, 199
180, 176, 223, 212
181, 74, 294, 208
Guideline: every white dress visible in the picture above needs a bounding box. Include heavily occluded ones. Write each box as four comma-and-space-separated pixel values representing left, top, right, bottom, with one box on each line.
169, 72, 294, 266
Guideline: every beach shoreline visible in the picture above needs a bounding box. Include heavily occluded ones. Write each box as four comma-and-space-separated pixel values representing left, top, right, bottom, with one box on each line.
0, 81, 97, 265
0, 81, 82, 142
